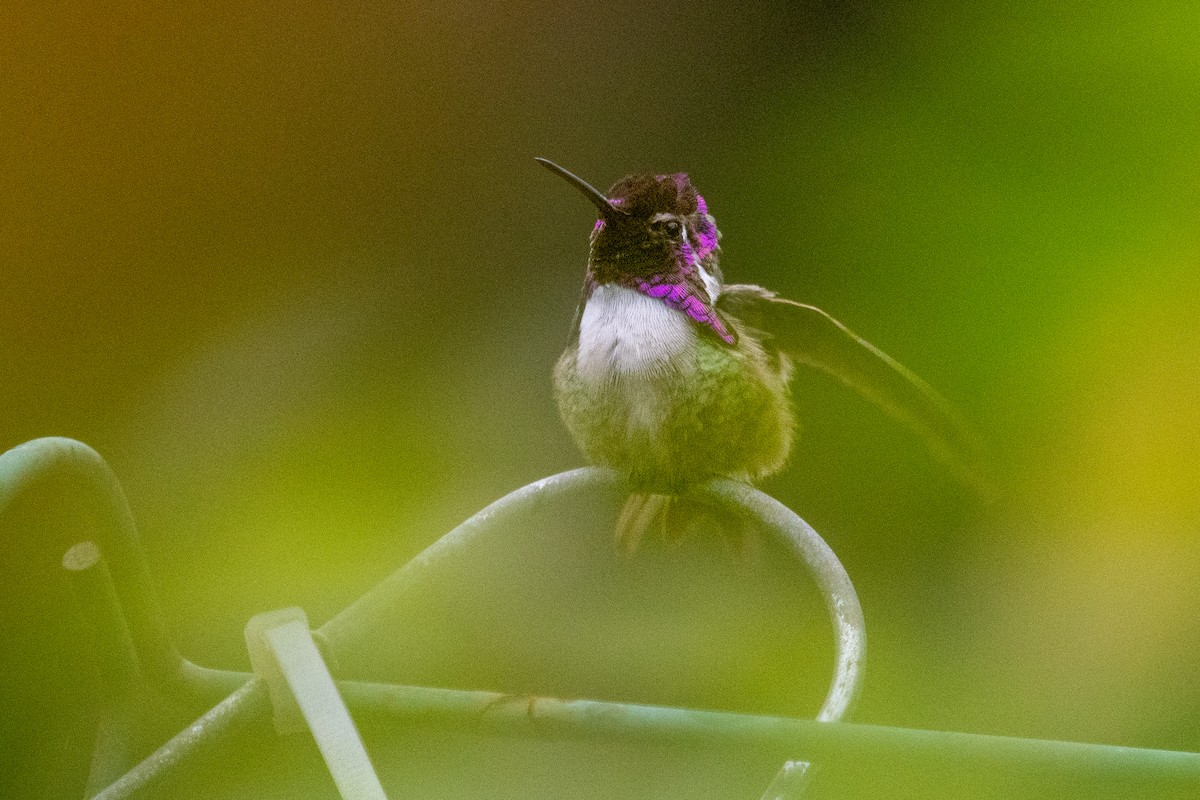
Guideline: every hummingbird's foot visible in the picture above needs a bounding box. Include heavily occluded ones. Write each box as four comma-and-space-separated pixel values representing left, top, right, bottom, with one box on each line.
476, 693, 540, 725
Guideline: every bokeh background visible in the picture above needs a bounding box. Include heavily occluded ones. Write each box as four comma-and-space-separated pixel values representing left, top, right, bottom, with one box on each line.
3, 1, 1199, 796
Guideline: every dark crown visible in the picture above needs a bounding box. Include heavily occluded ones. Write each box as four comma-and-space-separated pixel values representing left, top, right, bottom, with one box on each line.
606, 173, 700, 217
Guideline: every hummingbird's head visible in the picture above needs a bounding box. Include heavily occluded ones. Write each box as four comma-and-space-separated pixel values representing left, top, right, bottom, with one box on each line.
536, 158, 722, 285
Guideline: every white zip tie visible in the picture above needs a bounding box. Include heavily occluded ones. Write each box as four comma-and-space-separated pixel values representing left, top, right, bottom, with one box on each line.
246, 607, 387, 800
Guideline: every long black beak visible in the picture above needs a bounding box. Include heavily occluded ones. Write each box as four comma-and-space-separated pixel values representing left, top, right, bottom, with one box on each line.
535, 157, 629, 223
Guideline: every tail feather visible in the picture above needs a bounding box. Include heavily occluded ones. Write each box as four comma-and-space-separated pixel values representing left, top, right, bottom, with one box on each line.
615, 491, 764, 561
615, 492, 673, 554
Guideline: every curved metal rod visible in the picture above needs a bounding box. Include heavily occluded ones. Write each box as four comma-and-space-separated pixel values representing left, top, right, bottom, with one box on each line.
702, 478, 865, 723
2, 437, 862, 721
90, 678, 269, 800
321, 467, 865, 723
699, 479, 866, 797
320, 468, 617, 645
0, 437, 245, 705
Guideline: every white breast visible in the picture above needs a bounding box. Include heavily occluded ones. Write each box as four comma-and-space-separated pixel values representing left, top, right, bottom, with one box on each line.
576, 284, 695, 380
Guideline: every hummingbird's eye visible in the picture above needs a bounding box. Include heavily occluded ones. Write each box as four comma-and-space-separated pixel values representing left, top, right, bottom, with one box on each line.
653, 218, 683, 238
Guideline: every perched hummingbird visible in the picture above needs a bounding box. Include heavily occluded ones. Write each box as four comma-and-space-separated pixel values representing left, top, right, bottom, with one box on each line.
537, 158, 986, 551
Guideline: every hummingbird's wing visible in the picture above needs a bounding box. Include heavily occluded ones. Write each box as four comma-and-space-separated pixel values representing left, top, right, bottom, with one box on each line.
717, 284, 993, 499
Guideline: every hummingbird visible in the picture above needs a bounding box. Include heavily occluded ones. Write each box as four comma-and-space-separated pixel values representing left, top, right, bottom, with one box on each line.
537, 158, 987, 552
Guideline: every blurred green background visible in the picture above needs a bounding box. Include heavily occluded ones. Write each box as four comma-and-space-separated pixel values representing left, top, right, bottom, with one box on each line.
2, 1, 1199, 796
